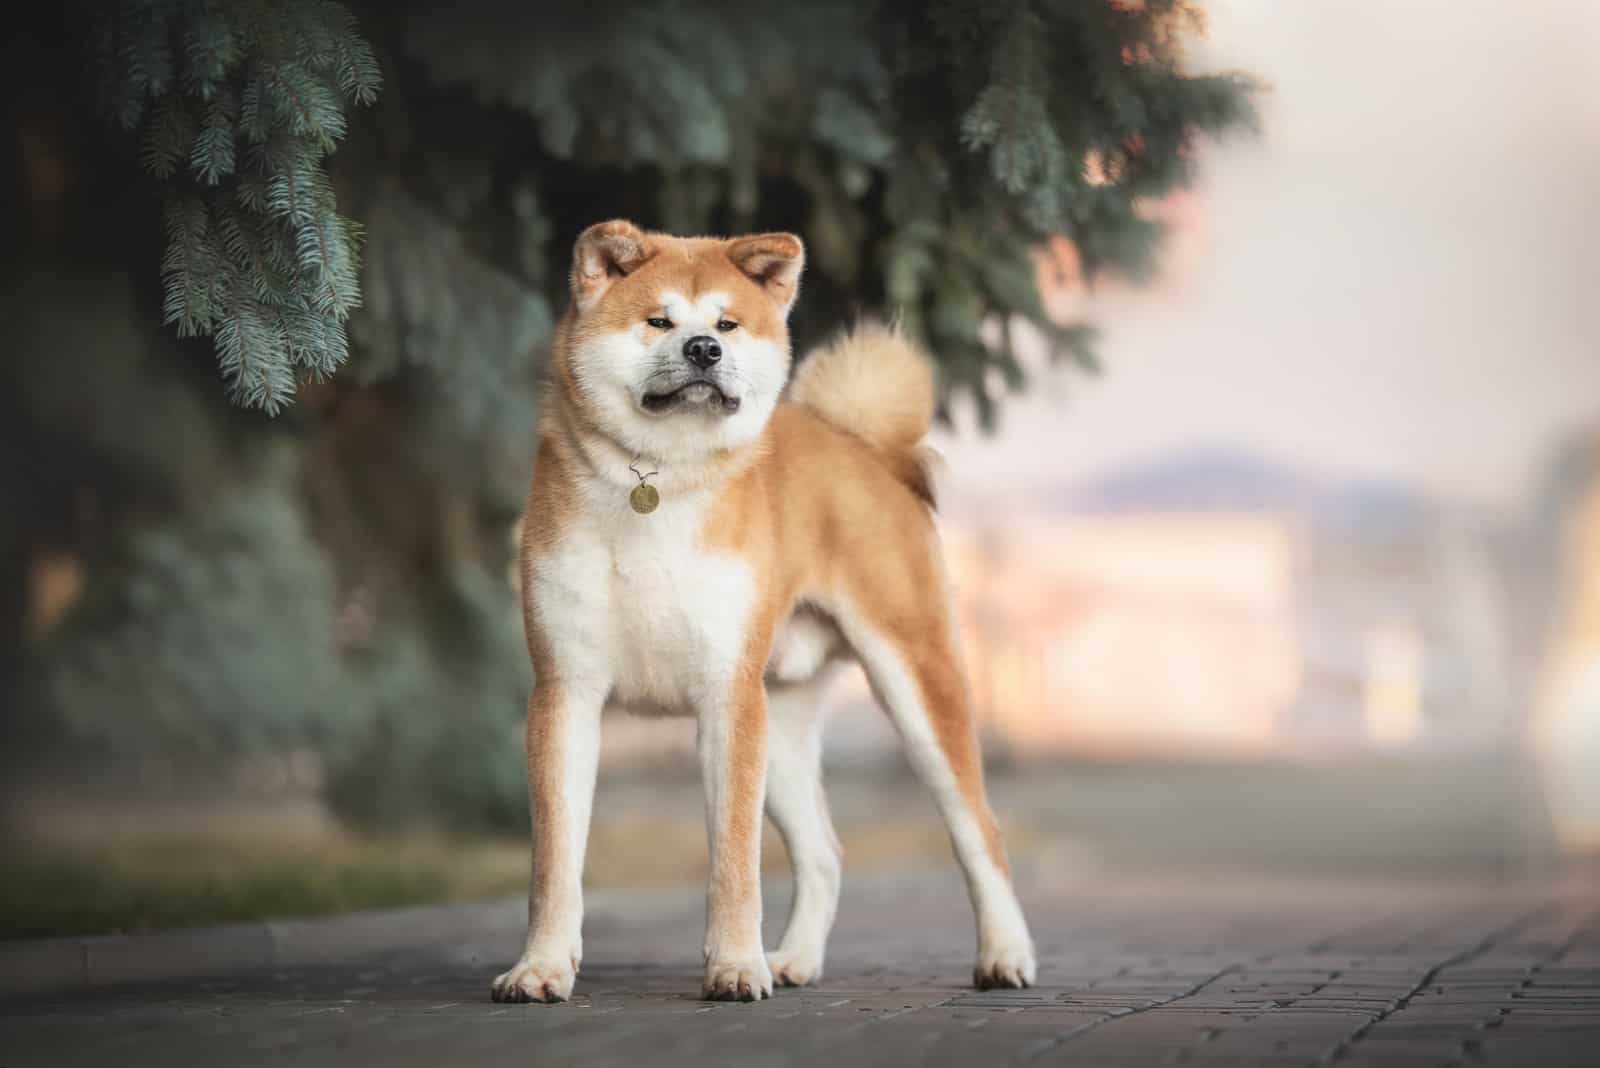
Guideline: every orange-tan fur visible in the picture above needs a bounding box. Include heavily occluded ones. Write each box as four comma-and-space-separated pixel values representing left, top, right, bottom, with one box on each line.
698, 406, 1004, 867
492, 220, 1036, 1005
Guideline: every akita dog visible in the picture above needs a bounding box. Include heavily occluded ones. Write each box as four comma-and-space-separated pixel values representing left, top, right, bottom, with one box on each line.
491, 220, 1036, 1003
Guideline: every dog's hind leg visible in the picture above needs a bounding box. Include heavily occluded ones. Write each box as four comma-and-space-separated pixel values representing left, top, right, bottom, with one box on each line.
764, 670, 842, 986
831, 596, 1036, 990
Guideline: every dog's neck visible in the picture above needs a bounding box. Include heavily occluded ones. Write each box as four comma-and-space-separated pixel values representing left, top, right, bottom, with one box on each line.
549, 386, 765, 502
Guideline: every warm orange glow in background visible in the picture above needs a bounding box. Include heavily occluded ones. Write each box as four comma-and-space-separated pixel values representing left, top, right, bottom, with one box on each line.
943, 517, 1300, 760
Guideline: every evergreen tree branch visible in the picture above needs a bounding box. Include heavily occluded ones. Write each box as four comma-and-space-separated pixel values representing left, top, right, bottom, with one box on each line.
97, 0, 380, 415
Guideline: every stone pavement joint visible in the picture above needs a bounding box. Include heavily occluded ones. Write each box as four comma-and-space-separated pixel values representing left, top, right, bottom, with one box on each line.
1315, 906, 1554, 1065
1017, 962, 1245, 1063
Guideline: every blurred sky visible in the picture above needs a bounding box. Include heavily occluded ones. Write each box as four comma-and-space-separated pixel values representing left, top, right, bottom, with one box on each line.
935, 0, 1600, 518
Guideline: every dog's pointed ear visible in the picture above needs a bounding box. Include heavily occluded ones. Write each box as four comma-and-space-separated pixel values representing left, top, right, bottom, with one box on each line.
571, 220, 657, 309
726, 232, 805, 314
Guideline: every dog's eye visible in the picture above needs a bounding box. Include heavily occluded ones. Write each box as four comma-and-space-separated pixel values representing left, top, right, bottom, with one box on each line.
716, 319, 738, 332
646, 316, 673, 330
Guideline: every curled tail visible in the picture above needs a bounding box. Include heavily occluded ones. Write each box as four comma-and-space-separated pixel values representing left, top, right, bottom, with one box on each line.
787, 324, 941, 506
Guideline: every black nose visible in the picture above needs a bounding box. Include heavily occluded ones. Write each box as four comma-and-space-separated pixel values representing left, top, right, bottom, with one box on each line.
683, 335, 722, 369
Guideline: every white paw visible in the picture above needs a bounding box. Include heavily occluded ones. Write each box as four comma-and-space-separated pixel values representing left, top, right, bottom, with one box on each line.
703, 952, 774, 1001
767, 945, 825, 987
491, 954, 578, 1003
974, 938, 1037, 990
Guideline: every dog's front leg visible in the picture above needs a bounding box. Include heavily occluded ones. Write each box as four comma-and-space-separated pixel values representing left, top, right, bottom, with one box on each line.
698, 673, 773, 1001
492, 682, 604, 1003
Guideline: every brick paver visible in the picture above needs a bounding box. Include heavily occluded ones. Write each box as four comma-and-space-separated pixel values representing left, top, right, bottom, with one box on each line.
2, 870, 1595, 1066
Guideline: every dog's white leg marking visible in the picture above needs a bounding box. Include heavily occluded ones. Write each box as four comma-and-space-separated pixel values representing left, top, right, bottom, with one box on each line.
835, 611, 1037, 990
764, 672, 842, 987
491, 682, 604, 1004
699, 679, 774, 1001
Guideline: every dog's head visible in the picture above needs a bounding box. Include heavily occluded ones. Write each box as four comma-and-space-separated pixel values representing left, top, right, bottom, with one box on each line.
555, 219, 805, 463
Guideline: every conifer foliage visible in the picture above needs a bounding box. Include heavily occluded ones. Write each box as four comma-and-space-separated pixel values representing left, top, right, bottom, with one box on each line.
95, 0, 1254, 429
6, 0, 1258, 829
96, 0, 380, 413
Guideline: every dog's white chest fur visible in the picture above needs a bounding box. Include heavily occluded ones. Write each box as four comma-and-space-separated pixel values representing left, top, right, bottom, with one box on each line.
532, 484, 755, 713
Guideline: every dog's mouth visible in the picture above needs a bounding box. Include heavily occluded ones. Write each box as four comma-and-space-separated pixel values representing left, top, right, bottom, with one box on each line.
639, 380, 742, 415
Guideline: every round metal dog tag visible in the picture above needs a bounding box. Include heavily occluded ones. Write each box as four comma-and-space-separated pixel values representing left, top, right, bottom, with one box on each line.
629, 483, 660, 514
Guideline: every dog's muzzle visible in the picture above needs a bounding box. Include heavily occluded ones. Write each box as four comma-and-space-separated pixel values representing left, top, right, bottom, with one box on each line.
640, 378, 742, 414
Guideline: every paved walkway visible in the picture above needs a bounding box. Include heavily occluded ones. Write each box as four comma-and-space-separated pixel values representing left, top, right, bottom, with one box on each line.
3, 869, 1596, 1066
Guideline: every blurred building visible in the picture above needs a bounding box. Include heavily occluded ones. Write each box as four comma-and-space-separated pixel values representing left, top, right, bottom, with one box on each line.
936, 448, 1526, 764
944, 515, 1298, 760
1527, 429, 1600, 851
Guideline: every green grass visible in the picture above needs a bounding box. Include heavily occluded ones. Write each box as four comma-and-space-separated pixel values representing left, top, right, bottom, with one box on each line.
0, 778, 1015, 941
1, 832, 530, 941
0, 812, 966, 941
